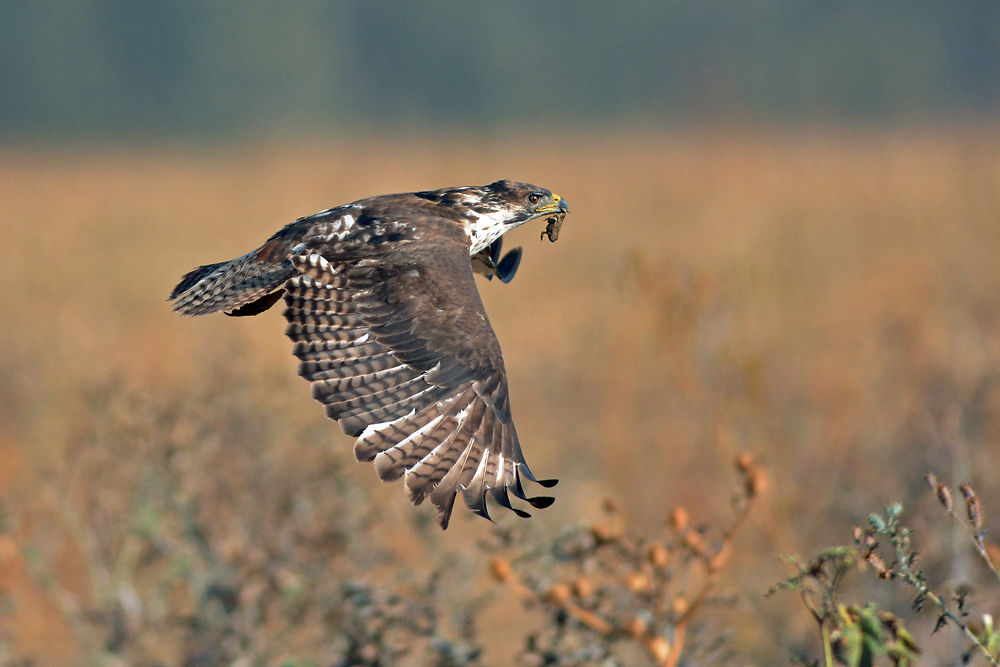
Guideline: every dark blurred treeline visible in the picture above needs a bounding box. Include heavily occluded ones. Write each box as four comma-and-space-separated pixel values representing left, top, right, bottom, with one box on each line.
1, 0, 998, 139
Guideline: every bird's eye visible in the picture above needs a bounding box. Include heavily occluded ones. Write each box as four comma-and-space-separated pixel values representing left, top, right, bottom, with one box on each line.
527, 193, 541, 205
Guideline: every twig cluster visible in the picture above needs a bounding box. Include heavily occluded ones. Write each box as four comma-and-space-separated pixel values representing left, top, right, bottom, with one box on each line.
771, 474, 1000, 666
8, 377, 487, 666
487, 453, 764, 666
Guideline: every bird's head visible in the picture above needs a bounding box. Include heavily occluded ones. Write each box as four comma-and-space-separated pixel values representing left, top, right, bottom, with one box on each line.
484, 179, 569, 222
462, 180, 570, 253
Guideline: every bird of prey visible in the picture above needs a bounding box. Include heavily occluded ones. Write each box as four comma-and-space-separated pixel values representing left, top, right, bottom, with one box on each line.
170, 180, 569, 529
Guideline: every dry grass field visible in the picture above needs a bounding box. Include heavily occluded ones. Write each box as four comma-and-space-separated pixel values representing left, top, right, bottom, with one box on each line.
1, 127, 999, 664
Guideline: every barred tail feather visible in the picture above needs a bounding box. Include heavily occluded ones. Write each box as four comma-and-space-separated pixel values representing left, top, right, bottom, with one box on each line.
169, 244, 294, 316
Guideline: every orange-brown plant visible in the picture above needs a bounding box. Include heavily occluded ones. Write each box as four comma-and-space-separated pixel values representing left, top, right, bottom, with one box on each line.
486, 454, 764, 666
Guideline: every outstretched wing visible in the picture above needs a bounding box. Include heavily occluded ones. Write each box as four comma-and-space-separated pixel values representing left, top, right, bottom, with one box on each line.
284, 220, 555, 528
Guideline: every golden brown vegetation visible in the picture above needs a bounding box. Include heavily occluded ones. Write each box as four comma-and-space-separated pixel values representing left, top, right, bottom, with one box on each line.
1, 126, 999, 664
485, 454, 763, 665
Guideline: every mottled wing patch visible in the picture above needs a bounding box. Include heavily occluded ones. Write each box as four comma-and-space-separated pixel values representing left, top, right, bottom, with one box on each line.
283, 238, 555, 528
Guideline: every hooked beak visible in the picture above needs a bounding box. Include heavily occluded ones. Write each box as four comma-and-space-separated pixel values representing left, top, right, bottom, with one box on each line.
535, 192, 569, 215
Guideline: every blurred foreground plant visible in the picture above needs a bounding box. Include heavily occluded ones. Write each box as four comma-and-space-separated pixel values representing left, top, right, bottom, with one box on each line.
4, 374, 766, 666
485, 453, 765, 666
8, 375, 486, 666
770, 475, 1000, 666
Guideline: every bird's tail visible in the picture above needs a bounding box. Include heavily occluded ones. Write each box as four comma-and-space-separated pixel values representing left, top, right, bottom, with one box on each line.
169, 241, 295, 316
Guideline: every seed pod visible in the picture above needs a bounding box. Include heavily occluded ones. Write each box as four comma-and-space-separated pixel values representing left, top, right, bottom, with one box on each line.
647, 542, 670, 568
746, 468, 768, 497
865, 552, 889, 578
624, 572, 652, 594
623, 615, 647, 638
647, 636, 671, 662
935, 483, 953, 512
490, 557, 514, 583
671, 595, 689, 616
590, 523, 618, 543
924, 472, 938, 489
682, 531, 708, 557
669, 506, 689, 532
708, 544, 730, 573
571, 577, 594, 599
545, 583, 571, 605
960, 483, 983, 530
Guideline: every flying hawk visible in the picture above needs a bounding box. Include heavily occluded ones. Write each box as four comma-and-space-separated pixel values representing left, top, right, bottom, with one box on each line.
169, 180, 569, 529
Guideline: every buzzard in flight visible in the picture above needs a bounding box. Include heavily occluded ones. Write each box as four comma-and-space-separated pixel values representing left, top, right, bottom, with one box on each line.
170, 180, 569, 529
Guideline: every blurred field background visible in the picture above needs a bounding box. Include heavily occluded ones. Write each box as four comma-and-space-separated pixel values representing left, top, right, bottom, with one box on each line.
2, 2, 1000, 665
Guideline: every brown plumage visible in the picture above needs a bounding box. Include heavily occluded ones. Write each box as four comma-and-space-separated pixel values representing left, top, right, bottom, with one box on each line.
169, 180, 568, 528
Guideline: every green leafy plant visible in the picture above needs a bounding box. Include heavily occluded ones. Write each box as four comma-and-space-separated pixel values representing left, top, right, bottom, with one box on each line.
769, 531, 919, 666
771, 476, 1000, 667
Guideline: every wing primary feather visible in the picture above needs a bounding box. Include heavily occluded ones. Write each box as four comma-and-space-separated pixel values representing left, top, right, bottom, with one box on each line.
490, 485, 531, 519
373, 412, 454, 481
338, 384, 450, 438
516, 461, 559, 488
354, 403, 444, 462
461, 449, 494, 520
428, 414, 489, 528
311, 363, 417, 397
339, 385, 449, 433
285, 323, 369, 344
463, 486, 493, 522
404, 390, 484, 506
296, 345, 392, 372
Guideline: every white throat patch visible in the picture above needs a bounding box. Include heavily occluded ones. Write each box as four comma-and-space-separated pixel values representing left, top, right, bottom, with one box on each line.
463, 210, 521, 255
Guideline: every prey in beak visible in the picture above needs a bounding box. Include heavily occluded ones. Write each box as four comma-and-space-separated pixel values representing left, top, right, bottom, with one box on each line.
537, 193, 569, 242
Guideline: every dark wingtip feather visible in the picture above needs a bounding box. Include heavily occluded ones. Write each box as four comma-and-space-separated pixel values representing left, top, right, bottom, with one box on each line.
516, 462, 559, 488
527, 496, 555, 509
496, 247, 522, 283
490, 484, 531, 518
